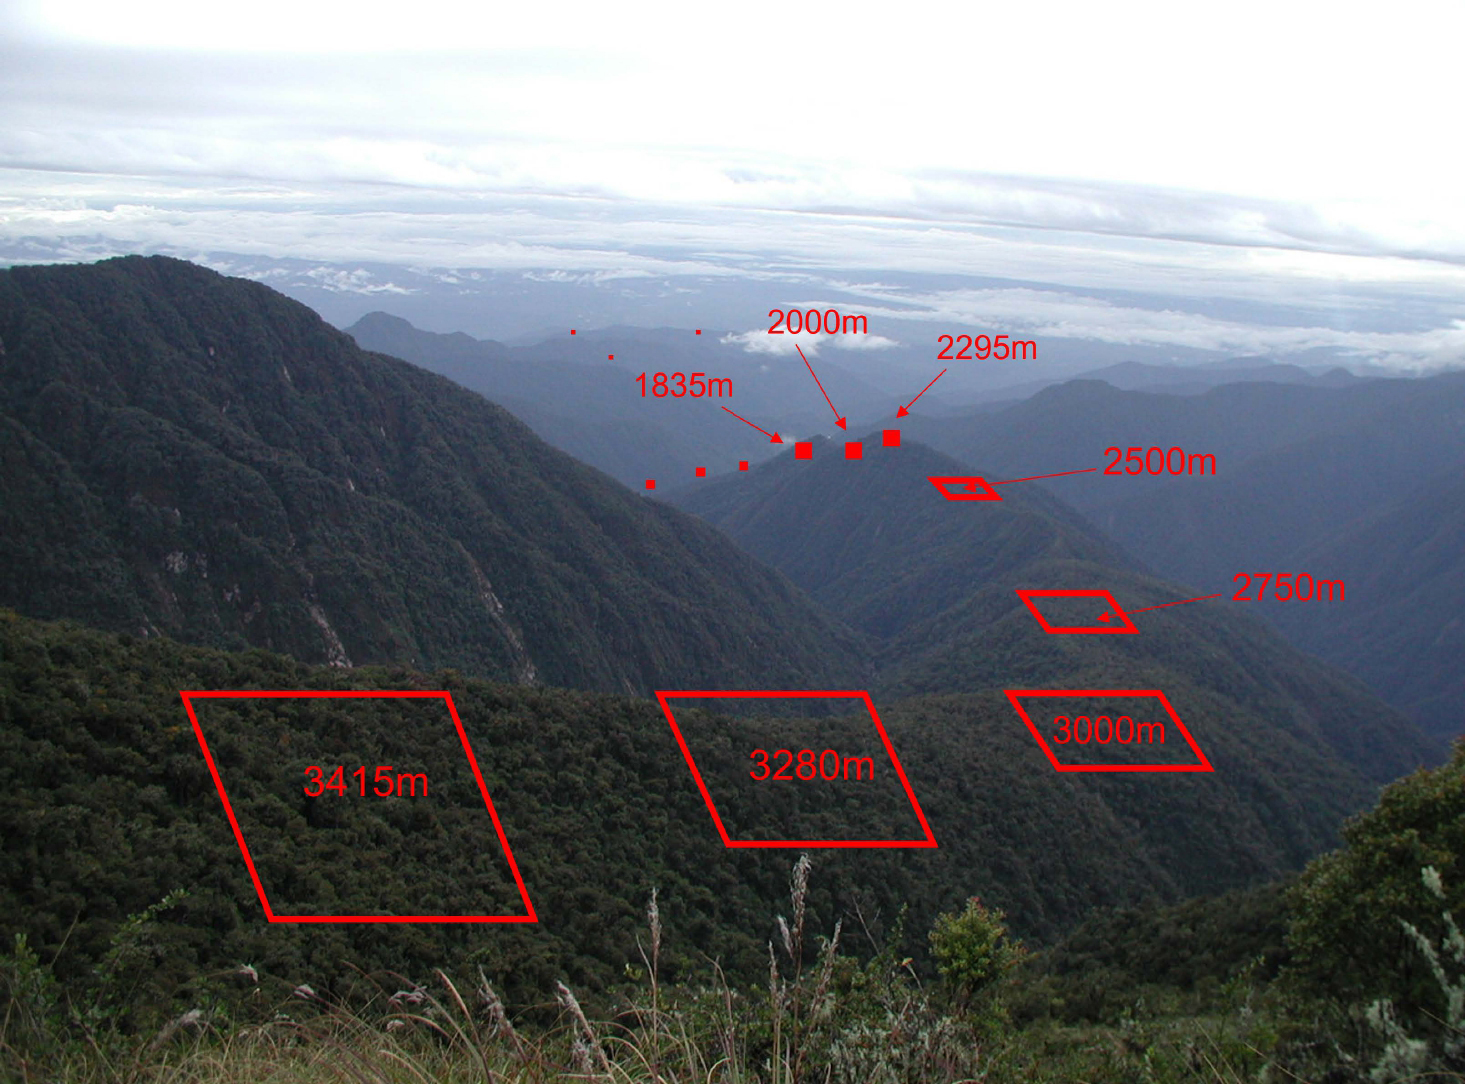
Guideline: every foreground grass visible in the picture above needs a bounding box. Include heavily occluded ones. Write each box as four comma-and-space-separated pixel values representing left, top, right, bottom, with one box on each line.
0, 970, 1340, 1084
10, 856, 1465, 1084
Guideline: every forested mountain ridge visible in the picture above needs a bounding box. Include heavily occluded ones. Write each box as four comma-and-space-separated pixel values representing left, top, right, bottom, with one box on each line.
0, 609, 1418, 1011
0, 256, 868, 694
672, 435, 1439, 785
895, 373, 1465, 738
1269, 470, 1465, 737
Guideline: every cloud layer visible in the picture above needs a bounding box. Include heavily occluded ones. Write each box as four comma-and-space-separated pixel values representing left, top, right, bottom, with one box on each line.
1, 5, 1462, 372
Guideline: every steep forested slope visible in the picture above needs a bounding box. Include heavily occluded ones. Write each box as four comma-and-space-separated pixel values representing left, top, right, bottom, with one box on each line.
672, 435, 1438, 785
1267, 473, 1465, 737
0, 257, 866, 694
898, 373, 1465, 739
674, 435, 1130, 641
1084, 372, 1465, 738
0, 611, 1417, 1010
1085, 372, 1465, 591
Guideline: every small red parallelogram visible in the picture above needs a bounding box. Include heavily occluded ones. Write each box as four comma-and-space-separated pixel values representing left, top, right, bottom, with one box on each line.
1015, 588, 1139, 634
928, 475, 1001, 501
179, 690, 537, 923
1004, 689, 1213, 773
655, 690, 937, 849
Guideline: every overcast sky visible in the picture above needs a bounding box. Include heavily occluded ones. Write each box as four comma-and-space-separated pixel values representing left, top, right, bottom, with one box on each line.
2, 0, 1463, 369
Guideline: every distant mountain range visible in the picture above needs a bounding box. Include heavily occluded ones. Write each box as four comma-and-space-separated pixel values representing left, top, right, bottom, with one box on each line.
347, 311, 1388, 482
954, 358, 1369, 407
346, 312, 892, 489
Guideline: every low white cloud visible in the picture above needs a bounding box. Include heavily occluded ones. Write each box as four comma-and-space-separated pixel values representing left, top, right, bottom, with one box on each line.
303, 266, 411, 294
719, 329, 897, 357
722, 329, 819, 356
521, 269, 656, 285
833, 334, 899, 352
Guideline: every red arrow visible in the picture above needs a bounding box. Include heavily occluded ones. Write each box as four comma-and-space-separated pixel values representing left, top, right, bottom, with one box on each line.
721, 405, 783, 443
1127, 593, 1223, 615
896, 368, 946, 418
795, 344, 846, 430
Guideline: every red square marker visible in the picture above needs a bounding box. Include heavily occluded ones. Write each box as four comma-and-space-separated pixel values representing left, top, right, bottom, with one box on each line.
645, 479, 656, 490
695, 466, 706, 477
695, 330, 701, 335
883, 429, 901, 447
845, 441, 862, 460
794, 442, 812, 459
738, 461, 749, 471
570, 329, 576, 335
608, 354, 614, 360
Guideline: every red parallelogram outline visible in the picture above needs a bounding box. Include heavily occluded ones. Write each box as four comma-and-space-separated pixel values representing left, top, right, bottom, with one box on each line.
928, 475, 1002, 501
655, 690, 937, 849
179, 690, 537, 923
1015, 588, 1140, 635
1004, 689, 1213, 773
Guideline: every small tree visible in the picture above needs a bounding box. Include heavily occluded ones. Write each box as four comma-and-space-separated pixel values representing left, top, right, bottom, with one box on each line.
1286, 739, 1465, 1018
928, 897, 1024, 1019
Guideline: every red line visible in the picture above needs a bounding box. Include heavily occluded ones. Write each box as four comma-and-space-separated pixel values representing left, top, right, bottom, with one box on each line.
181, 689, 537, 923
444, 692, 538, 922
181, 689, 446, 697
993, 467, 1098, 485
796, 343, 841, 421
1128, 593, 1223, 614
864, 694, 938, 848
656, 693, 735, 847
654, 690, 937, 849
266, 914, 536, 923
903, 368, 947, 411
180, 693, 276, 921
721, 405, 777, 441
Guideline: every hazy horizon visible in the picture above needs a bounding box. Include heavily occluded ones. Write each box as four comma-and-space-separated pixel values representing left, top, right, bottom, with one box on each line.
4, 0, 1463, 381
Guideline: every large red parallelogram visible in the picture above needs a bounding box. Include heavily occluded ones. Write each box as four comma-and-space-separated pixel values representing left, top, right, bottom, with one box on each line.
1004, 688, 1213, 773
656, 690, 937, 849
179, 689, 537, 923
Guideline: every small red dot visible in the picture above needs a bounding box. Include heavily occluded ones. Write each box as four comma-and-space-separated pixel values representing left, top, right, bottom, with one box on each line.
695, 466, 707, 477
645, 479, 656, 490
738, 460, 749, 471
608, 354, 614, 360
695, 329, 701, 335
570, 329, 576, 335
